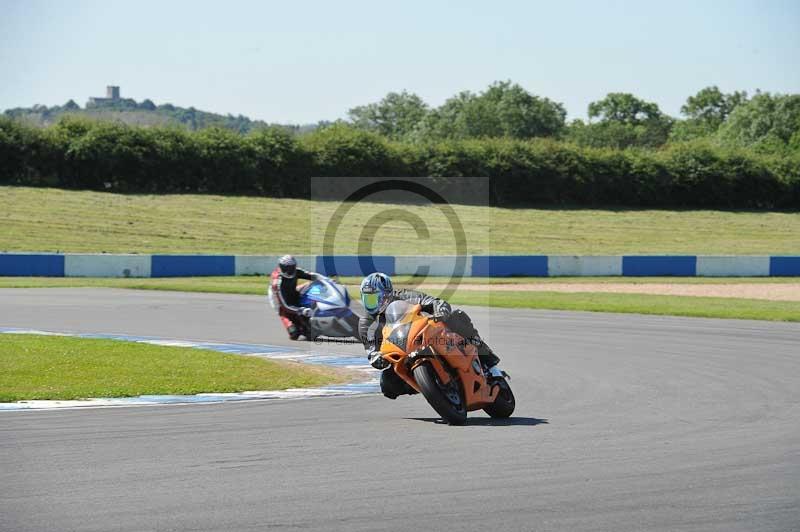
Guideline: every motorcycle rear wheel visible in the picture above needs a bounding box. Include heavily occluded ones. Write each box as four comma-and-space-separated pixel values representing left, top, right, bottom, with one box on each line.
483, 379, 515, 418
413, 362, 467, 425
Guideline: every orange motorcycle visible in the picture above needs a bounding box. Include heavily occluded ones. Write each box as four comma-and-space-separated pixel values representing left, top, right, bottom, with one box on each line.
377, 300, 515, 425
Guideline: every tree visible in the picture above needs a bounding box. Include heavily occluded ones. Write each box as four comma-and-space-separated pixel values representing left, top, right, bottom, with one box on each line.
588, 93, 664, 125
567, 119, 668, 149
580, 92, 672, 147
413, 81, 566, 141
63, 99, 80, 111
717, 92, 800, 151
668, 119, 716, 142
138, 99, 156, 111
412, 91, 475, 140
348, 91, 428, 140
479, 81, 567, 138
681, 86, 747, 128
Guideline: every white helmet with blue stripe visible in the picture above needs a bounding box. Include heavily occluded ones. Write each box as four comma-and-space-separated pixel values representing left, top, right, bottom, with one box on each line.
360, 272, 393, 316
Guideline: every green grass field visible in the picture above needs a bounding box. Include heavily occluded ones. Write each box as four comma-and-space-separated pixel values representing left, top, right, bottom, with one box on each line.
0, 333, 346, 402
448, 291, 800, 322
2, 276, 798, 322
1, 275, 799, 293
2, 186, 797, 322
2, 186, 799, 254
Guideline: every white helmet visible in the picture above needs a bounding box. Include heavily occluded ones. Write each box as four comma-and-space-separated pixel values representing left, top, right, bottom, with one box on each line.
278, 255, 297, 278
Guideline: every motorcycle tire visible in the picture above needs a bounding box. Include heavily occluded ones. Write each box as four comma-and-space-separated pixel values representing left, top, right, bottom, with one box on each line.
483, 378, 515, 418
413, 362, 467, 425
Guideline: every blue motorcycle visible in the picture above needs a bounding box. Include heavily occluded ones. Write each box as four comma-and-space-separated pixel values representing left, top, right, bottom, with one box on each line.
297, 275, 361, 340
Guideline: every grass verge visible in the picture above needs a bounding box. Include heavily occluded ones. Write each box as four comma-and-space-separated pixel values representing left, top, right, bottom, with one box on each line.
0, 334, 346, 402
2, 186, 799, 254
2, 275, 799, 294
0, 276, 274, 294
448, 291, 800, 322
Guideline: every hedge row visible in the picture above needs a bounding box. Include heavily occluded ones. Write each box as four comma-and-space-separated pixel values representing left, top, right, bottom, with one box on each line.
1, 117, 798, 208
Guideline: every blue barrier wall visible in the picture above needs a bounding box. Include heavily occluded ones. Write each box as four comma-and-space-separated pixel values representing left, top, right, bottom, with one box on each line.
315, 255, 395, 277
1, 254, 798, 277
151, 255, 235, 277
770, 256, 800, 276
472, 255, 548, 277
0, 254, 65, 276
622, 256, 697, 276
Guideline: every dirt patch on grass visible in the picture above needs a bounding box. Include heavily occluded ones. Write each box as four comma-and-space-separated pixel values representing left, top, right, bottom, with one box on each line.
415, 282, 800, 302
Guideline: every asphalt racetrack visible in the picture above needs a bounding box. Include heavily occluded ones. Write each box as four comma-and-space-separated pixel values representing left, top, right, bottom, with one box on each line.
1, 288, 799, 531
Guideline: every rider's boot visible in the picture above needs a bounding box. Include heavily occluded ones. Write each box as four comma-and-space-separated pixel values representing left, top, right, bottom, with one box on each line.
475, 340, 507, 379
381, 368, 418, 399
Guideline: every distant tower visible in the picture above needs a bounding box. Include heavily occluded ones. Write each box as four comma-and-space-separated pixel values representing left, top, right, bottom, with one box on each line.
87, 85, 123, 106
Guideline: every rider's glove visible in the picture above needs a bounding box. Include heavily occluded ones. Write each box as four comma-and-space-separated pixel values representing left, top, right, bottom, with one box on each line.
301, 307, 313, 317
368, 350, 389, 370
433, 300, 452, 321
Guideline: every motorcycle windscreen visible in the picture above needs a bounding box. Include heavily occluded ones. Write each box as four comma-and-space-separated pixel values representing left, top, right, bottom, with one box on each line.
383, 300, 416, 350
301, 280, 344, 307
385, 300, 413, 325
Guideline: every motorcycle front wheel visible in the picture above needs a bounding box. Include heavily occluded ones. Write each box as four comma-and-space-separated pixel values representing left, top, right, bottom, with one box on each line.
483, 378, 515, 418
413, 362, 467, 425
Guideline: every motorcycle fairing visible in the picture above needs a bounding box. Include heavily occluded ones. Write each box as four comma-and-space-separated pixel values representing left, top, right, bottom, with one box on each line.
380, 303, 500, 410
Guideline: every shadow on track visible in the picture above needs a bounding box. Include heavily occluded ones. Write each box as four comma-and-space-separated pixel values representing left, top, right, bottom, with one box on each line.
406, 416, 549, 427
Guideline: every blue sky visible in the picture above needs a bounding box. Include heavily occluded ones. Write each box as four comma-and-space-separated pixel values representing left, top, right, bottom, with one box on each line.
1, 0, 798, 123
